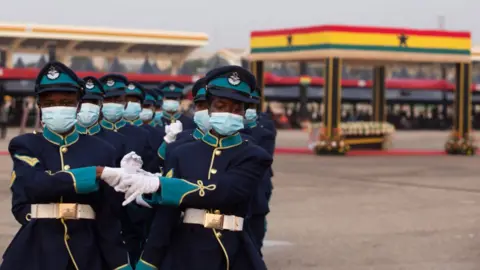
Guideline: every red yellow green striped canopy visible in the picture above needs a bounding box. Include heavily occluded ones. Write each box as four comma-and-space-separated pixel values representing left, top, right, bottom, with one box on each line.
249, 25, 471, 63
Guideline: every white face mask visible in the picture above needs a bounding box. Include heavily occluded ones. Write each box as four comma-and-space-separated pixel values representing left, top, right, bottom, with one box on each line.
42, 106, 78, 133
193, 109, 211, 132
102, 103, 124, 122
162, 100, 180, 112
77, 103, 100, 127
123, 101, 142, 120
139, 108, 154, 121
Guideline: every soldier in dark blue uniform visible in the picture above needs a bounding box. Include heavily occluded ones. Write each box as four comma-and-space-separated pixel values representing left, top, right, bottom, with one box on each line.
158, 81, 196, 130
150, 77, 210, 172
2, 62, 132, 270
98, 75, 152, 266
76, 76, 127, 166
98, 75, 151, 165
243, 88, 276, 253
138, 86, 165, 153
125, 66, 272, 270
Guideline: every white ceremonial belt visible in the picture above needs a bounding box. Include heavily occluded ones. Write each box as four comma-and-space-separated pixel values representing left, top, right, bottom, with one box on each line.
183, 208, 243, 231
30, 203, 95, 220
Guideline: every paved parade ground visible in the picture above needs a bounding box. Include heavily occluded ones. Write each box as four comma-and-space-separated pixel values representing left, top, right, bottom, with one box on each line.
0, 130, 479, 269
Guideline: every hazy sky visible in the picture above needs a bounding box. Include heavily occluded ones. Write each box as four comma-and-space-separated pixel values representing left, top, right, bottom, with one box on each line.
1, 0, 478, 51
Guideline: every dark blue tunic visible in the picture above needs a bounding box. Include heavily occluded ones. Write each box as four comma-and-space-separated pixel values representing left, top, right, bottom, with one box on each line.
137, 132, 272, 270
3, 127, 131, 270
76, 122, 127, 166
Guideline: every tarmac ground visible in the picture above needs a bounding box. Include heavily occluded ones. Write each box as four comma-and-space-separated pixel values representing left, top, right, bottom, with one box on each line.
0, 129, 478, 269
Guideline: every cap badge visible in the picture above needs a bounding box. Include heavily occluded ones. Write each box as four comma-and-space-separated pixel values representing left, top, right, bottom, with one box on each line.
128, 84, 136, 90
46, 66, 60, 80
106, 79, 115, 87
85, 80, 95, 89
228, 72, 241, 86
169, 84, 176, 91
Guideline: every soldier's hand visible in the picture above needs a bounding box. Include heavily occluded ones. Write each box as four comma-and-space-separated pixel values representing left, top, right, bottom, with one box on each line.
100, 167, 127, 187
122, 175, 161, 206
164, 121, 183, 143
120, 151, 143, 171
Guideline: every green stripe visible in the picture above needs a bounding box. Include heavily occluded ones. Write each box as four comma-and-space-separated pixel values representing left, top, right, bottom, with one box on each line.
251, 44, 470, 55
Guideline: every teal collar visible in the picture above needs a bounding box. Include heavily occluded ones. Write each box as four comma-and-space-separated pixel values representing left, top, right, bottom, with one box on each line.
100, 119, 126, 131
162, 112, 182, 121
76, 122, 101, 135
202, 131, 242, 148
246, 120, 257, 129
149, 121, 156, 127
125, 118, 143, 127
193, 128, 204, 140
43, 126, 79, 146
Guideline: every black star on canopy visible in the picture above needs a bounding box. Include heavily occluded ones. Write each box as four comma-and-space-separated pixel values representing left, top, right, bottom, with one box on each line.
398, 33, 408, 47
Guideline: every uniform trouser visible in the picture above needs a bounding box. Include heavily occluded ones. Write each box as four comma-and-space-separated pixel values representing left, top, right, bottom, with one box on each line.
249, 214, 267, 253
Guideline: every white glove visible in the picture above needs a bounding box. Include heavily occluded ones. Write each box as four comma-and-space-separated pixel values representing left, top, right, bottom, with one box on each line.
114, 168, 154, 193
122, 174, 161, 206
100, 167, 126, 187
135, 195, 152, 208
164, 121, 183, 143
120, 151, 143, 172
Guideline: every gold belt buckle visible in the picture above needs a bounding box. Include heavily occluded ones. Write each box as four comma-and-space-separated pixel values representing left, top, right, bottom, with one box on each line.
58, 203, 78, 219
204, 213, 224, 230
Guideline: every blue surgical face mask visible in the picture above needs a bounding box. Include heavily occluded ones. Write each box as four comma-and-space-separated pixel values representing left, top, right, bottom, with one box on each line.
209, 112, 244, 136
123, 101, 142, 120
245, 108, 258, 122
154, 111, 163, 122
140, 108, 154, 121
77, 103, 100, 127
194, 109, 211, 133
41, 106, 77, 133
102, 103, 124, 122
162, 100, 180, 112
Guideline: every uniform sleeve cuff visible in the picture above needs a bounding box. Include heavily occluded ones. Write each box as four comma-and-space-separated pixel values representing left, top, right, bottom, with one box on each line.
159, 177, 202, 206
69, 166, 98, 194
114, 264, 134, 270
157, 142, 167, 160
136, 259, 158, 269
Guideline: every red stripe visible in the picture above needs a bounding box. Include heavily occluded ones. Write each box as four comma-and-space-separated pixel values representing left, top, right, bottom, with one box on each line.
251, 25, 470, 38
264, 73, 475, 91
0, 68, 475, 92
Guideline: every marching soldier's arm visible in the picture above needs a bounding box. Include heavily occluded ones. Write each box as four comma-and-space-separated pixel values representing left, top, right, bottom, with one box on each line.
9, 137, 100, 201
149, 150, 273, 209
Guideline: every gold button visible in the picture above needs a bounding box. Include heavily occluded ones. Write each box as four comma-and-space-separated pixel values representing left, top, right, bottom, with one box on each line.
216, 232, 222, 238
214, 210, 221, 214
64, 165, 70, 170
114, 130, 118, 132
210, 168, 217, 174
61, 147, 68, 153
215, 150, 222, 156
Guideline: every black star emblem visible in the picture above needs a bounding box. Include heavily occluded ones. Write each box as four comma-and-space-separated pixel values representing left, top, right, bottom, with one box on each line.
287, 35, 293, 46
398, 33, 408, 47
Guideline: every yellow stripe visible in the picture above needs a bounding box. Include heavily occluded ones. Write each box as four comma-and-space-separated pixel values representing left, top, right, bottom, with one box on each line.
251, 32, 470, 50
14, 154, 39, 167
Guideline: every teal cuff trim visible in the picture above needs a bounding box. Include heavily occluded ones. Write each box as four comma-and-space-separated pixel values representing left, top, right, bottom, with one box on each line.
160, 177, 216, 206
70, 166, 98, 194
158, 142, 167, 160
136, 259, 158, 270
